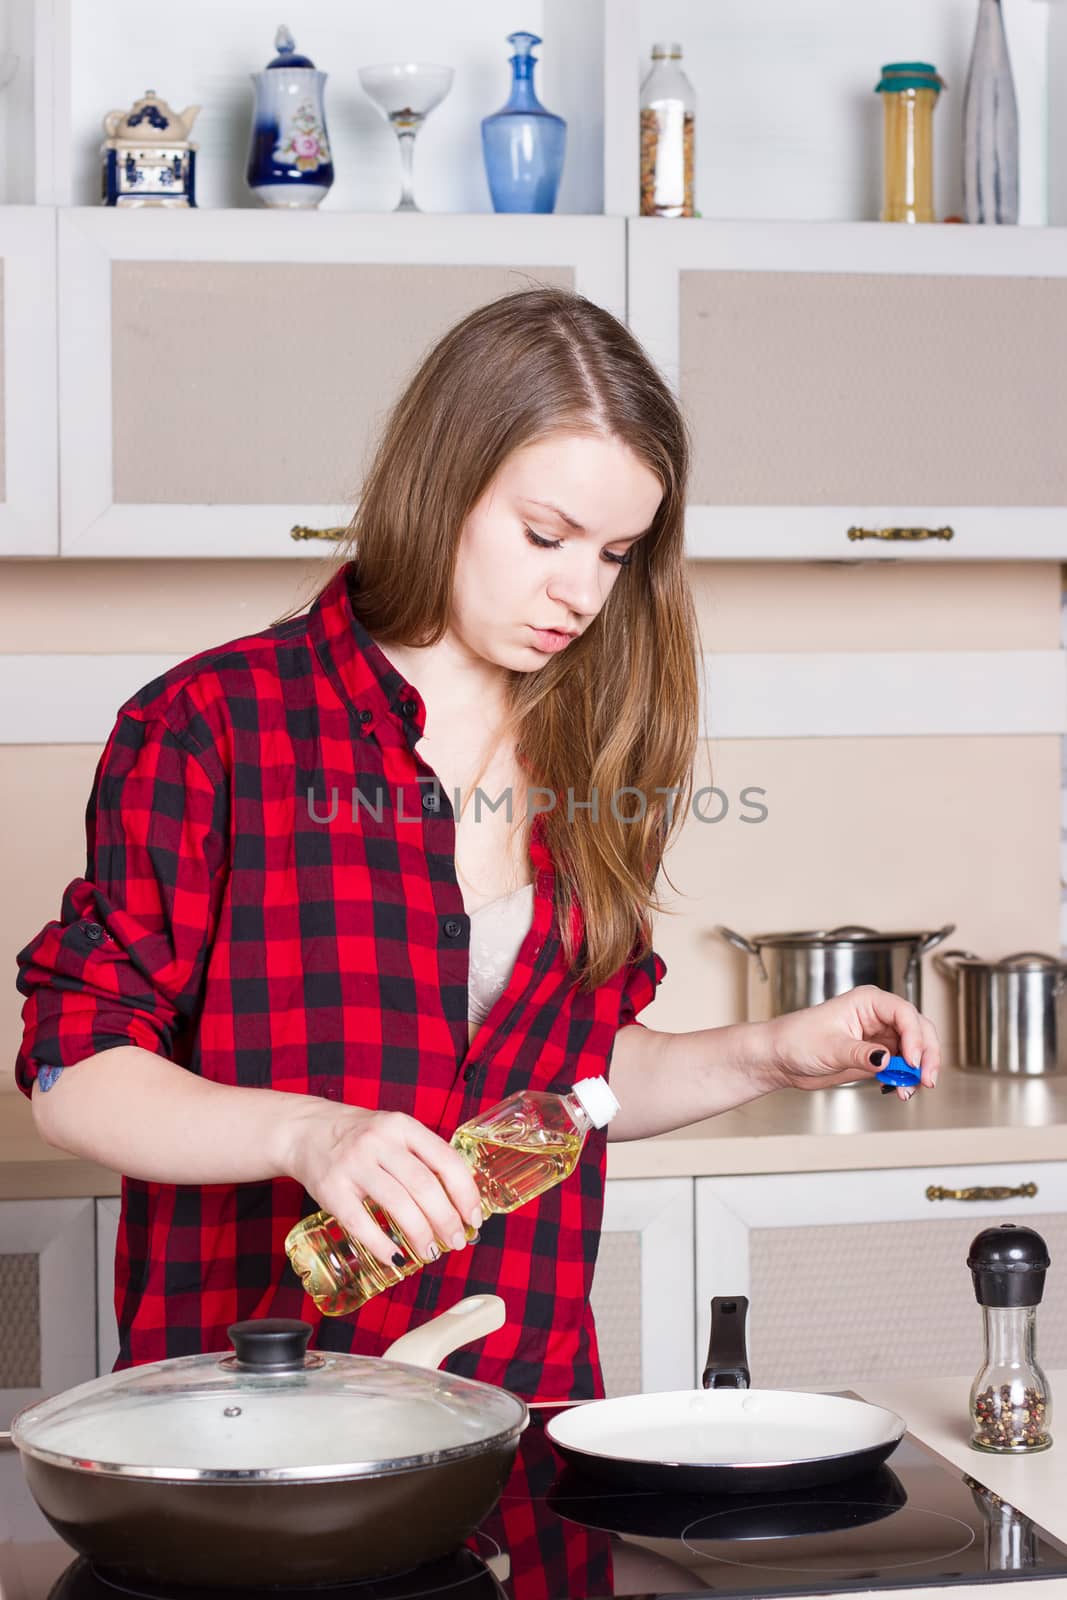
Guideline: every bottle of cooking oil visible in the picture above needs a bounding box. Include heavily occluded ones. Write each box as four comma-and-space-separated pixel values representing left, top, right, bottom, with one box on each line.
286, 1076, 620, 1316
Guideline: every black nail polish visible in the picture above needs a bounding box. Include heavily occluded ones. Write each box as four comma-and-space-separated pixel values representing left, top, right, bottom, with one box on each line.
870, 1049, 887, 1067
880, 1083, 895, 1095
391, 1252, 405, 1268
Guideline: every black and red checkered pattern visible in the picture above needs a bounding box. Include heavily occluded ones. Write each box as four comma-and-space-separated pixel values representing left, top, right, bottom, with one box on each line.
15, 564, 665, 1399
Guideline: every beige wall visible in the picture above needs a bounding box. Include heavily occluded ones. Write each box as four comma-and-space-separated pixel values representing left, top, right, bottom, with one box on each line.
2, 558, 1061, 1087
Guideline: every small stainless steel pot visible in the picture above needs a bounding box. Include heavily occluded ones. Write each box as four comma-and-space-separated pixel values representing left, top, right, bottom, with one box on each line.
716, 923, 955, 1019
934, 948, 1067, 1075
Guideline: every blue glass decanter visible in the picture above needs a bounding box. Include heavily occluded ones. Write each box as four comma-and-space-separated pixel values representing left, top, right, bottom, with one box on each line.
481, 32, 565, 213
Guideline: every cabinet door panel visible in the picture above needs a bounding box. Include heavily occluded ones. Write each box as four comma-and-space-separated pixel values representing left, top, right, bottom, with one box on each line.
0, 1199, 95, 1428
681, 270, 1067, 510
95, 1198, 120, 1377
59, 210, 625, 557
746, 1210, 1067, 1389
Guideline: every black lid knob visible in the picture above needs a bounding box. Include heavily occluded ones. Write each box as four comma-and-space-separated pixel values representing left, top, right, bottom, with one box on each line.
227, 1319, 313, 1371
967, 1224, 1050, 1307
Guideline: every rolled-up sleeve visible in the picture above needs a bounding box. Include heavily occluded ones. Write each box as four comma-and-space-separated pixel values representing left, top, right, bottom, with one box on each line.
617, 943, 667, 1032
15, 712, 229, 1095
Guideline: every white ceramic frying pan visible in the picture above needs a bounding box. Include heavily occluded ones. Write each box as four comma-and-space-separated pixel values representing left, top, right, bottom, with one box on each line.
546, 1296, 906, 1495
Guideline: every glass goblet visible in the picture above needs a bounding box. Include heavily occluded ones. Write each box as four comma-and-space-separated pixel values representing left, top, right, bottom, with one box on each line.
358, 63, 454, 213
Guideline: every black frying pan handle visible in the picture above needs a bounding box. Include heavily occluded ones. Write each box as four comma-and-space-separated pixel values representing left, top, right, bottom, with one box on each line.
702, 1295, 751, 1390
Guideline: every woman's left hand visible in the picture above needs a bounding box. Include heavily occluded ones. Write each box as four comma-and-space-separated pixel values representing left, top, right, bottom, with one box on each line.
765, 984, 941, 1098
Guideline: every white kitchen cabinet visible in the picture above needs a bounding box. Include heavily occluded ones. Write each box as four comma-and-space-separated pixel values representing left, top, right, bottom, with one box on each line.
630, 218, 1067, 562
0, 208, 57, 555
590, 1177, 694, 1396
696, 1160, 1067, 1390
95, 1197, 119, 1376
0, 1198, 95, 1427
57, 208, 624, 558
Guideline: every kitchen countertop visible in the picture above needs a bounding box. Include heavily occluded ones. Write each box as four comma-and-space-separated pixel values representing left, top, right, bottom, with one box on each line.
843, 1369, 1067, 1600
607, 1068, 1067, 1179
1, 1373, 1066, 1599
0, 1067, 1065, 1197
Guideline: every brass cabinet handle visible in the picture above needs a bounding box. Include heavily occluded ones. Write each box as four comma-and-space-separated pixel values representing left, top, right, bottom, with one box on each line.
926, 1182, 1037, 1202
847, 525, 954, 542
290, 525, 347, 542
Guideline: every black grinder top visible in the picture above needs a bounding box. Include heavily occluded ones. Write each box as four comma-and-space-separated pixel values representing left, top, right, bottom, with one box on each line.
967, 1224, 1050, 1308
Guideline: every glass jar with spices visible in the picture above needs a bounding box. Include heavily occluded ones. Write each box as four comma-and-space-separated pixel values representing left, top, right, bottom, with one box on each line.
967, 1223, 1052, 1454
874, 60, 945, 223
640, 42, 695, 217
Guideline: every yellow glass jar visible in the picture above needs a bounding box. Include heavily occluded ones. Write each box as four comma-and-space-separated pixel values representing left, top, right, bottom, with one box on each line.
875, 61, 946, 223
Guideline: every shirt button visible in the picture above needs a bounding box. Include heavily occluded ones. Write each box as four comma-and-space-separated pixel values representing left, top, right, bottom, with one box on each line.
358, 709, 373, 725
463, 1065, 475, 1082
443, 918, 464, 939
422, 791, 440, 812
400, 698, 418, 718
84, 923, 103, 942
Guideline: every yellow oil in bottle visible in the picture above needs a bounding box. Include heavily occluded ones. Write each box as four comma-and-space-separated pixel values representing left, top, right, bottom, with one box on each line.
286, 1082, 614, 1316
450, 1118, 582, 1213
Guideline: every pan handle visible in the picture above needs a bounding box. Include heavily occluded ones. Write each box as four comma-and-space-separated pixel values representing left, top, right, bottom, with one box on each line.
701, 1295, 751, 1390
383, 1294, 505, 1370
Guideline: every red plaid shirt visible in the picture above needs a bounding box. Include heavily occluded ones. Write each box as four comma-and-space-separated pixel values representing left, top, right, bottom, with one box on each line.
15, 564, 665, 1399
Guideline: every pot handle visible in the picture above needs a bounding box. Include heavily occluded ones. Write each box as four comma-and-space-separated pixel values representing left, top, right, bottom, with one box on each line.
917, 923, 957, 958
382, 1293, 505, 1370
701, 1295, 751, 1390
933, 947, 982, 981
715, 926, 770, 985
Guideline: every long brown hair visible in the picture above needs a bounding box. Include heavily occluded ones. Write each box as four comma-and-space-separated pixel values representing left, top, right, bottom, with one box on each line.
277, 286, 702, 991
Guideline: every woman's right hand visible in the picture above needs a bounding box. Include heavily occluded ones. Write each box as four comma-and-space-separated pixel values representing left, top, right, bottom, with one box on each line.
282, 1099, 484, 1267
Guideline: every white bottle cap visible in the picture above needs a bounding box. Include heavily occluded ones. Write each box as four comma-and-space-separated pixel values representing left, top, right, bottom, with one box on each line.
571, 1075, 621, 1129
652, 41, 683, 59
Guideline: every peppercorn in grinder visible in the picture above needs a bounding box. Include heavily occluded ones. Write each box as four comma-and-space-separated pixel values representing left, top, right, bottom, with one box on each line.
967, 1223, 1052, 1454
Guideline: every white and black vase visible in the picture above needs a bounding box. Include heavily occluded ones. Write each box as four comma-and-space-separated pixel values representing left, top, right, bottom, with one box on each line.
962, 0, 1019, 224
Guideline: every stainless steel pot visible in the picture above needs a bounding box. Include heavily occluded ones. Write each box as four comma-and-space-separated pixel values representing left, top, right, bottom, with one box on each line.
716, 922, 955, 1018
6, 1295, 527, 1591
934, 948, 1067, 1075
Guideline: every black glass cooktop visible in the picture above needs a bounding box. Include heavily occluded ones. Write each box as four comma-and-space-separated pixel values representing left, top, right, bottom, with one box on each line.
42, 1410, 1067, 1600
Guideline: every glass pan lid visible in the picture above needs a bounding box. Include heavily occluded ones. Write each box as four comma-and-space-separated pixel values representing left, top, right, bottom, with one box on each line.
12, 1348, 526, 1482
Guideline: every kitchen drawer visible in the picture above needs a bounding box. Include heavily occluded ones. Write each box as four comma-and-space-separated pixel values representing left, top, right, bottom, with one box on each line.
629, 219, 1067, 560
57, 209, 624, 558
696, 1162, 1067, 1389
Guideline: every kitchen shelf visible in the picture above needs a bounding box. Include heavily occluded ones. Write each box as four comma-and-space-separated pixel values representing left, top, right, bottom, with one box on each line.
5, 0, 607, 214
3, 0, 1065, 223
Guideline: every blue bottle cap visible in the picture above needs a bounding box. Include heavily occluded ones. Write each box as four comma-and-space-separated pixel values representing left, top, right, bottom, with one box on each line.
875, 1055, 922, 1088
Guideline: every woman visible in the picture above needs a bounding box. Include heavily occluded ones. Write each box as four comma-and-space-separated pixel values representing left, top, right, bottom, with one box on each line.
15, 287, 940, 1400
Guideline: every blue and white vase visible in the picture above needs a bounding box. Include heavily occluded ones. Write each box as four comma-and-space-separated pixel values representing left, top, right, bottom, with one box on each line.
247, 25, 334, 209
481, 32, 565, 213
963, 0, 1019, 224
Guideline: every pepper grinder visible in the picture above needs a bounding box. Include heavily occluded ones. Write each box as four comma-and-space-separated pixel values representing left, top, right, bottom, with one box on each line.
967, 1223, 1052, 1454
